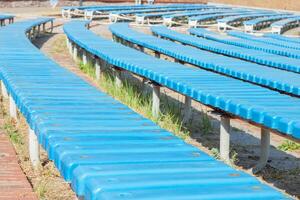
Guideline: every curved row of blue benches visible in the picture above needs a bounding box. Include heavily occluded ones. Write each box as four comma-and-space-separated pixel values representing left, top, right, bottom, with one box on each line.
189, 28, 300, 60
0, 18, 290, 199
0, 14, 14, 26
69, 21, 300, 140
188, 10, 250, 26
162, 9, 230, 25
227, 30, 300, 51
243, 14, 293, 31
135, 6, 216, 24
62, 4, 200, 18
271, 16, 300, 34
216, 12, 280, 30
110, 23, 300, 97
63, 20, 296, 199
112, 5, 212, 16
265, 33, 300, 44
109, 5, 214, 22
151, 26, 300, 74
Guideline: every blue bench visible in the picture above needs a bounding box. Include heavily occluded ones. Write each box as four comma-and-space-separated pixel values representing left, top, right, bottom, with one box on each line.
110, 23, 300, 97
110, 5, 212, 23
265, 33, 300, 44
217, 12, 279, 31
62, 4, 160, 18
270, 16, 300, 34
243, 14, 293, 32
189, 28, 300, 60
82, 4, 210, 20
162, 9, 230, 26
0, 18, 290, 200
0, 14, 14, 26
188, 10, 251, 27
151, 26, 300, 74
228, 30, 300, 51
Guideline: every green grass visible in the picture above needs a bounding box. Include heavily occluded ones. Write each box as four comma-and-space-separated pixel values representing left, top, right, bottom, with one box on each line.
79, 61, 96, 79
79, 63, 190, 140
278, 140, 300, 152
3, 120, 24, 146
211, 148, 220, 159
199, 113, 213, 135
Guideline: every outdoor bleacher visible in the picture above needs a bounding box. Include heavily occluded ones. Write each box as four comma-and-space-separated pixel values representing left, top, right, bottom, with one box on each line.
189, 28, 300, 59
0, 3, 300, 200
110, 23, 300, 97
151, 26, 300, 74
0, 18, 291, 200
63, 20, 299, 199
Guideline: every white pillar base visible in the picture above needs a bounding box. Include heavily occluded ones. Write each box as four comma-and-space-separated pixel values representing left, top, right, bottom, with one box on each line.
9, 95, 17, 120
115, 69, 122, 88
95, 59, 102, 80
1, 80, 9, 99
82, 51, 88, 65
73, 45, 78, 61
29, 127, 40, 168
152, 83, 160, 118
252, 128, 270, 173
182, 96, 192, 124
220, 116, 231, 163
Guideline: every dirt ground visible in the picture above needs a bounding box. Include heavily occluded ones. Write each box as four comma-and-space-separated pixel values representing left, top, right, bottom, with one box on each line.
1, 5, 300, 200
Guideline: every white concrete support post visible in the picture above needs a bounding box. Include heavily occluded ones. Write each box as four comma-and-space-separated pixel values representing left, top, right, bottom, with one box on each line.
37, 25, 41, 37
152, 83, 160, 118
42, 23, 46, 33
115, 69, 122, 88
253, 128, 270, 173
28, 30, 32, 40
66, 38, 70, 51
95, 59, 102, 81
50, 21, 54, 33
9, 95, 17, 120
1, 80, 9, 99
182, 95, 192, 124
29, 127, 40, 168
220, 115, 231, 164
82, 51, 88, 65
68, 40, 73, 55
73, 44, 79, 61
